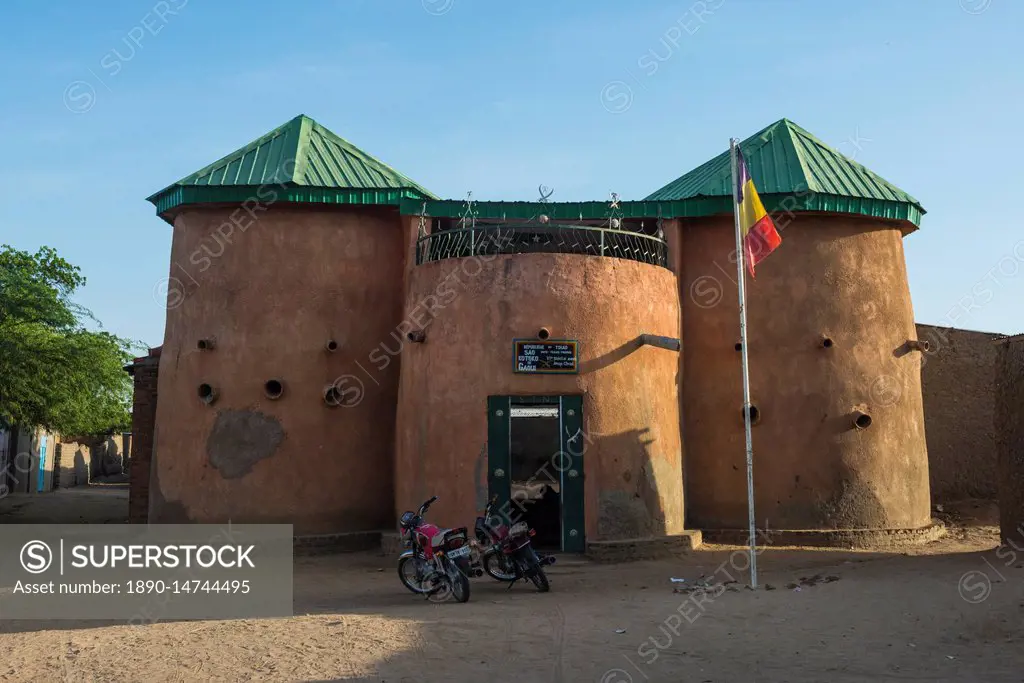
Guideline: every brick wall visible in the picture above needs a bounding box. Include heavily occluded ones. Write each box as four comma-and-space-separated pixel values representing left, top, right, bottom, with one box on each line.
917, 324, 1002, 501
128, 347, 160, 524
996, 335, 1024, 545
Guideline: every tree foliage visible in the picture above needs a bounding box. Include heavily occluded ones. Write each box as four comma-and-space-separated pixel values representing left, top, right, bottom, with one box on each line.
0, 245, 137, 434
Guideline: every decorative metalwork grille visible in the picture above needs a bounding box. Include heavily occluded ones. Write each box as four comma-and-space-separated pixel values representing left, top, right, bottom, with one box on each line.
415, 221, 668, 268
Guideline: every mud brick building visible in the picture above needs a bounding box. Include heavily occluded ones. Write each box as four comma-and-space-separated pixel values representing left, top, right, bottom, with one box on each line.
996, 334, 1024, 546
126, 347, 160, 524
134, 115, 951, 552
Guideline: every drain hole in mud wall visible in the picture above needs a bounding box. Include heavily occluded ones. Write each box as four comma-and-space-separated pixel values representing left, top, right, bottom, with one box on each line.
264, 379, 284, 400
198, 384, 217, 405
324, 385, 342, 407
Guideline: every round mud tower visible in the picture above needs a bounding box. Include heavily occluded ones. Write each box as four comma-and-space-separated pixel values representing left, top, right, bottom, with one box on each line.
394, 252, 685, 543
151, 206, 404, 534
680, 215, 930, 532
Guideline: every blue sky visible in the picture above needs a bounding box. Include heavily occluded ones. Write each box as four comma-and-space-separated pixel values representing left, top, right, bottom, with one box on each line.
1, 0, 1021, 347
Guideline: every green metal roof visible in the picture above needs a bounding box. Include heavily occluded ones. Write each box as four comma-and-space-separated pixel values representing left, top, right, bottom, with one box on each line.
148, 116, 924, 229
645, 118, 924, 227
147, 114, 436, 216
406, 120, 924, 228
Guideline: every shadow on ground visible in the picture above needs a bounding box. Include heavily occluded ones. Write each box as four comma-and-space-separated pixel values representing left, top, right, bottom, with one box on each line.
0, 484, 128, 524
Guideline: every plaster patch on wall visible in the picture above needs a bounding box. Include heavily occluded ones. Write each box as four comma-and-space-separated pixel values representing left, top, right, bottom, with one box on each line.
207, 410, 284, 479
598, 490, 653, 539
824, 479, 888, 529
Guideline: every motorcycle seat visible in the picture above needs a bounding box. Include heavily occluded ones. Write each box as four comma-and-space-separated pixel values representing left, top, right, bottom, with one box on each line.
430, 527, 469, 548
430, 530, 452, 548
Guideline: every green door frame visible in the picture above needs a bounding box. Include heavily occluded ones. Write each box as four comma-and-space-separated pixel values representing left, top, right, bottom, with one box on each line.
486, 395, 512, 523
559, 394, 585, 553
486, 394, 586, 553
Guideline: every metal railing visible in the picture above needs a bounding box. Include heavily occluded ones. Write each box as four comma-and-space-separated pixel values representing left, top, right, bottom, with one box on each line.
415, 223, 668, 268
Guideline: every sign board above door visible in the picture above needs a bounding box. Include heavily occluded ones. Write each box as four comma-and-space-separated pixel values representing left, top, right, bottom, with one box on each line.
510, 405, 560, 418
513, 340, 579, 374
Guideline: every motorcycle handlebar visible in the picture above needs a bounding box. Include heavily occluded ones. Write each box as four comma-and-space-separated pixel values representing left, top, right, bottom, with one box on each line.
418, 495, 438, 514
482, 494, 496, 516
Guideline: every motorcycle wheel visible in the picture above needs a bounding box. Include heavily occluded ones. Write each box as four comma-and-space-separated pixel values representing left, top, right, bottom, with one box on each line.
482, 549, 517, 582
446, 562, 471, 603
397, 555, 430, 594
522, 549, 550, 593
529, 565, 550, 593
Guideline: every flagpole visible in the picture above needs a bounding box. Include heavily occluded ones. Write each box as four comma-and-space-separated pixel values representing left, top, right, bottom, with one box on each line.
729, 137, 758, 589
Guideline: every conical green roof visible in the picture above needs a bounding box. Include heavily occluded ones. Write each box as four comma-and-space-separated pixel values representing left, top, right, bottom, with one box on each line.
147, 114, 436, 216
645, 119, 924, 225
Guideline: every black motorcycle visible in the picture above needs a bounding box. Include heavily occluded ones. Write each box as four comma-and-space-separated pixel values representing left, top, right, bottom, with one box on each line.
474, 495, 555, 592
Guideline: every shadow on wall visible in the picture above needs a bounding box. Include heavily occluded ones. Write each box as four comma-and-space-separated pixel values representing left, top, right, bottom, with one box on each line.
55, 434, 128, 488
89, 435, 126, 478
595, 427, 668, 540
500, 422, 674, 543
579, 338, 643, 375
73, 451, 87, 486
579, 335, 678, 376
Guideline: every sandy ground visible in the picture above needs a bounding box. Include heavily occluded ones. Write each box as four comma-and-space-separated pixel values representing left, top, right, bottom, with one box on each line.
0, 498, 1021, 682
0, 485, 128, 524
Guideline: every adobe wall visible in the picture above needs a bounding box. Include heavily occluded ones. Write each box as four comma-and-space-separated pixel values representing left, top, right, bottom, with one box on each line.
151, 206, 405, 534
996, 336, 1024, 545
54, 440, 91, 488
916, 324, 1001, 501
679, 214, 931, 531
56, 434, 127, 487
394, 251, 684, 542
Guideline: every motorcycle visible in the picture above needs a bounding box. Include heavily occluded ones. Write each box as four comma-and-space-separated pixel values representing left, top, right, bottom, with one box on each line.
396, 495, 478, 603
474, 495, 555, 592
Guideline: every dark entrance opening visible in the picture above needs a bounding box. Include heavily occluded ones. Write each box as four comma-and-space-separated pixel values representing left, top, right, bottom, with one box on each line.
509, 402, 561, 550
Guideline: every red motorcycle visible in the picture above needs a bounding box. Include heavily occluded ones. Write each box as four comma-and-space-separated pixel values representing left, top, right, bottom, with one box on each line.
474, 495, 554, 592
396, 496, 477, 603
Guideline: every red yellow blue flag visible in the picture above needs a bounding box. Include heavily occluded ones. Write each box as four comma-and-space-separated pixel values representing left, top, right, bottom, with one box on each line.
735, 147, 782, 278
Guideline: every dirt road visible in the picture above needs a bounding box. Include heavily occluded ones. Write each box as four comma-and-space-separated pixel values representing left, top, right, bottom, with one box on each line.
0, 485, 128, 524
0, 502, 1021, 682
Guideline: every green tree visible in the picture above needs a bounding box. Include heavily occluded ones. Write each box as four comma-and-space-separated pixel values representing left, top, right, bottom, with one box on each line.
0, 245, 138, 434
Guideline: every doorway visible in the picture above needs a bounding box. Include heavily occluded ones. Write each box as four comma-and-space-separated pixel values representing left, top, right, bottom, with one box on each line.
510, 402, 561, 549
487, 395, 585, 552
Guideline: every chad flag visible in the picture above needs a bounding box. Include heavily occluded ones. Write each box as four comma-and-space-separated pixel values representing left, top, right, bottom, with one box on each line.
736, 147, 782, 278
